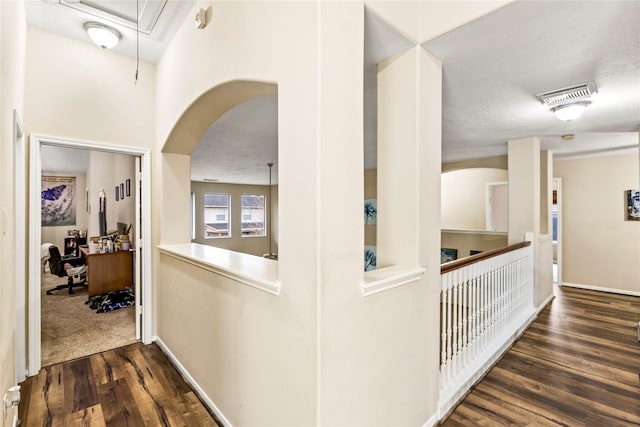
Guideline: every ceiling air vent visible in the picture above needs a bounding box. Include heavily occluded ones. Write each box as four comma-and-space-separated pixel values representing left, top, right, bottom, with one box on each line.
536, 82, 597, 107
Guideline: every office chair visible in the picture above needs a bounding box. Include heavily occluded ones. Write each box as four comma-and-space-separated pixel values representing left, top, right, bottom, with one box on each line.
46, 245, 87, 295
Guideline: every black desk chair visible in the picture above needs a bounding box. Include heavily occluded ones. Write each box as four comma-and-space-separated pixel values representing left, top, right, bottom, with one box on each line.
46, 245, 87, 295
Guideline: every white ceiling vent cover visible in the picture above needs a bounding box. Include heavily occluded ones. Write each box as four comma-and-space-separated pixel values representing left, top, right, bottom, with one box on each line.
536, 82, 597, 106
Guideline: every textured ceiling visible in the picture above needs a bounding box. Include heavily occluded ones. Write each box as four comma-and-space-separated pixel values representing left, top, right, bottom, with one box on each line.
423, 0, 640, 162
27, 1, 640, 182
190, 95, 279, 185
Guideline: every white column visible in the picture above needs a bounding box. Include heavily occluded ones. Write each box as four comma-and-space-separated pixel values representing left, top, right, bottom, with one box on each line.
507, 137, 540, 245
508, 137, 552, 308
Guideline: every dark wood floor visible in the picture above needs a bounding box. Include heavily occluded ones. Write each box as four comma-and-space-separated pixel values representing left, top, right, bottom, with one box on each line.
441, 285, 640, 426
19, 342, 222, 426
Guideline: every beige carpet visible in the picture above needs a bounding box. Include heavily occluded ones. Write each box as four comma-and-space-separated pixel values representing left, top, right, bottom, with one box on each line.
41, 269, 138, 366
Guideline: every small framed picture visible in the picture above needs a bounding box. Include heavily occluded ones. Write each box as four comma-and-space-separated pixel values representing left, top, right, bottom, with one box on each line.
115, 186, 120, 201
126, 179, 131, 197
441, 248, 458, 264
625, 189, 640, 221
120, 183, 125, 199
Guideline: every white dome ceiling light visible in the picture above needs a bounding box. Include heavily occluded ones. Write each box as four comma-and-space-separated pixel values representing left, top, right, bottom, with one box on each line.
537, 82, 597, 122
552, 101, 591, 122
84, 22, 121, 49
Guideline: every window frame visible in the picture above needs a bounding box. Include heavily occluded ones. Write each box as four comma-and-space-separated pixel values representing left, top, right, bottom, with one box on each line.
203, 192, 231, 239
240, 194, 266, 238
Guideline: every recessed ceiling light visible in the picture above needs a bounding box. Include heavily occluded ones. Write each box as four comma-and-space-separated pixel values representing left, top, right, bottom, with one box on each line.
203, 178, 219, 182
84, 22, 121, 49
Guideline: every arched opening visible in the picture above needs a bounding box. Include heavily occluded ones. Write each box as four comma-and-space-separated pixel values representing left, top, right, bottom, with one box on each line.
191, 94, 278, 257
162, 80, 277, 156
161, 80, 279, 259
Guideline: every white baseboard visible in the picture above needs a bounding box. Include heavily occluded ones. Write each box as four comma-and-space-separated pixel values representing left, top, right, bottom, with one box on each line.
422, 412, 439, 427
152, 336, 232, 427
560, 282, 640, 297
536, 293, 555, 314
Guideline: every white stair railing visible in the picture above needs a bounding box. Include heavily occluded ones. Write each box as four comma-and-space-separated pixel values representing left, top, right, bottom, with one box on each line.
439, 242, 534, 417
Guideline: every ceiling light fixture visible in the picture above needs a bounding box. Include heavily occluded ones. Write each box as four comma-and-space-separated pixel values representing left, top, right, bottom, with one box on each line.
84, 22, 121, 49
552, 101, 591, 122
536, 82, 597, 122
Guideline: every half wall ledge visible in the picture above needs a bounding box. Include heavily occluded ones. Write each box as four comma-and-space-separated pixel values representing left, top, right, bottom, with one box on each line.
158, 243, 281, 296
361, 265, 426, 297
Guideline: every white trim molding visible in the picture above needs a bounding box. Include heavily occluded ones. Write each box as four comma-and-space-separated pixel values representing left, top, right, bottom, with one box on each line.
158, 243, 281, 296
14, 110, 27, 382
361, 265, 426, 296
153, 337, 232, 427
560, 282, 640, 297
537, 293, 555, 314
422, 412, 439, 427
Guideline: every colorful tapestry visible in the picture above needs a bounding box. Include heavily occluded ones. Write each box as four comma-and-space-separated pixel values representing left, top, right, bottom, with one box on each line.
41, 175, 76, 226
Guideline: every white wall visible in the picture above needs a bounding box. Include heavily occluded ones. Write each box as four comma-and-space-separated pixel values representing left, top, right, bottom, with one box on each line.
442, 168, 508, 230
25, 28, 155, 146
114, 153, 136, 241
0, 0, 26, 395
555, 153, 640, 294
155, 2, 319, 424
86, 151, 136, 239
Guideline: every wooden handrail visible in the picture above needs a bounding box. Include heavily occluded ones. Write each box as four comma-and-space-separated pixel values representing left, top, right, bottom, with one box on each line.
440, 241, 531, 274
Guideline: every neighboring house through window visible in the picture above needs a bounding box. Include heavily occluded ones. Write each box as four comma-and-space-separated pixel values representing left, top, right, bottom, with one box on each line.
204, 193, 230, 238
241, 194, 265, 236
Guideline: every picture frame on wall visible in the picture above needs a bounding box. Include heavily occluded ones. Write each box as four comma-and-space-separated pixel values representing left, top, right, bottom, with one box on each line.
625, 189, 640, 221
441, 248, 458, 264
115, 186, 120, 201
364, 199, 377, 225
41, 175, 77, 226
364, 245, 377, 271
126, 179, 131, 197
120, 183, 125, 200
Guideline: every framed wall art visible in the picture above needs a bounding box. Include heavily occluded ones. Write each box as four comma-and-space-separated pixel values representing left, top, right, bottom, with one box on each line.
41, 175, 76, 226
625, 189, 640, 221
364, 199, 377, 225
364, 245, 377, 271
441, 248, 458, 264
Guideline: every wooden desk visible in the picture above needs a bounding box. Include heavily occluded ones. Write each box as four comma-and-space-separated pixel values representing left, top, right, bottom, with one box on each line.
80, 247, 134, 296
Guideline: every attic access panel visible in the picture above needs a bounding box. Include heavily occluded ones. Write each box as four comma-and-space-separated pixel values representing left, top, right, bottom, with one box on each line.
60, 0, 167, 35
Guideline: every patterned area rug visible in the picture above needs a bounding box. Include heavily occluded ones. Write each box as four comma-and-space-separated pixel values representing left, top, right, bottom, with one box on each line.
41, 269, 138, 366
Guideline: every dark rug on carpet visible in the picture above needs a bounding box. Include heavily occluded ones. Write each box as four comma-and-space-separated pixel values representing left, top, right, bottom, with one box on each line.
86, 288, 135, 313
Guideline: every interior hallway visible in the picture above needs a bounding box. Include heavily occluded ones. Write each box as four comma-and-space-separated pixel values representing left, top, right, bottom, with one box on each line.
441, 285, 640, 426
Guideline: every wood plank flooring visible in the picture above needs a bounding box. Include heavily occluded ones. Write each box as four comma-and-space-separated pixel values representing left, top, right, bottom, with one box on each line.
19, 342, 222, 427
441, 285, 640, 426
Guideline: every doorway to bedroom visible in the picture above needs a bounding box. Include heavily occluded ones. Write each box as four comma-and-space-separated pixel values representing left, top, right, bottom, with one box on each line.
27, 135, 153, 375
39, 145, 138, 366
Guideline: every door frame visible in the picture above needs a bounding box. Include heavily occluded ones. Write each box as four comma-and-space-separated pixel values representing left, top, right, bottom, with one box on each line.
485, 181, 509, 232
553, 177, 563, 284
27, 134, 153, 375
13, 110, 27, 381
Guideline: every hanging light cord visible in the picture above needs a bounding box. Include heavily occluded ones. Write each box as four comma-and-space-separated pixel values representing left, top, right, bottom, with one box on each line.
134, 0, 139, 84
